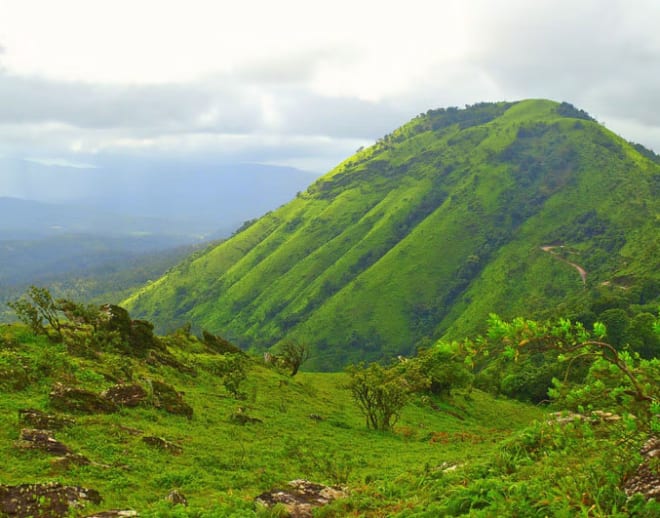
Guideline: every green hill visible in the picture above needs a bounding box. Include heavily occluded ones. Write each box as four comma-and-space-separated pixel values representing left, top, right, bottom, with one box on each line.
123, 99, 660, 369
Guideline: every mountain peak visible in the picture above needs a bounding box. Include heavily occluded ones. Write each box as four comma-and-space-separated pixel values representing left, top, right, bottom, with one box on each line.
124, 100, 660, 369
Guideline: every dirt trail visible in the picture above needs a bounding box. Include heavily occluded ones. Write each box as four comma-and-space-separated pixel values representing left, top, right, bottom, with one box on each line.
540, 245, 587, 285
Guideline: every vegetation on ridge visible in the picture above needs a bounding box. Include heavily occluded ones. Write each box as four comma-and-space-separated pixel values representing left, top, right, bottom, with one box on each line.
123, 99, 660, 370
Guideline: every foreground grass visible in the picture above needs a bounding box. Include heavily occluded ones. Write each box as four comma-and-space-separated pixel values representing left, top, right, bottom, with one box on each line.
0, 325, 545, 516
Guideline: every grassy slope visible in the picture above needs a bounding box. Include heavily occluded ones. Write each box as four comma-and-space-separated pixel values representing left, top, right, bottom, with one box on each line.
0, 324, 542, 516
123, 100, 660, 369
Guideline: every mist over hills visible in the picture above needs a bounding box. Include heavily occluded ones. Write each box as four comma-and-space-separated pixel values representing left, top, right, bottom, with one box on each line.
0, 157, 318, 237
0, 197, 205, 240
124, 99, 660, 369
0, 159, 317, 310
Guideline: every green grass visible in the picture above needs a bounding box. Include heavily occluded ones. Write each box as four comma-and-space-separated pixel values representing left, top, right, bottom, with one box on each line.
0, 324, 544, 516
4, 323, 659, 517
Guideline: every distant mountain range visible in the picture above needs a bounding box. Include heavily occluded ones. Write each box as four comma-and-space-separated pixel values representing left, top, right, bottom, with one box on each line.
0, 160, 317, 301
123, 100, 660, 369
0, 158, 318, 238
0, 197, 206, 240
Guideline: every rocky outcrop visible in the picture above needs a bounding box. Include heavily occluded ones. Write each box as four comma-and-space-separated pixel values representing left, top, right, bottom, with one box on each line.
18, 408, 75, 430
49, 383, 118, 414
101, 383, 147, 407
202, 330, 244, 355
255, 480, 347, 518
15, 429, 72, 455
0, 482, 101, 517
624, 436, 660, 501
15, 428, 91, 470
151, 381, 193, 418
142, 436, 183, 455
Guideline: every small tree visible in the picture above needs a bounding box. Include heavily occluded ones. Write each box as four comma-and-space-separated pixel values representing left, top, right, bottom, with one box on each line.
278, 339, 310, 376
222, 355, 248, 399
8, 286, 63, 341
346, 362, 411, 431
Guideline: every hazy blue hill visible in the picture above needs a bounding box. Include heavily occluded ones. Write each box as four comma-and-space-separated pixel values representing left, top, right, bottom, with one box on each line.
0, 159, 318, 236
124, 100, 660, 369
0, 197, 211, 239
0, 160, 317, 314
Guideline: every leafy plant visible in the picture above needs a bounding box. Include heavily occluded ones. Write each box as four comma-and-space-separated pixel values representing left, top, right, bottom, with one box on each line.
483, 313, 660, 429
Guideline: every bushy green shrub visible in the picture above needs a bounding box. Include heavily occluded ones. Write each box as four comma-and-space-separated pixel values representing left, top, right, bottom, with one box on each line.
346, 362, 411, 431
193, 353, 248, 398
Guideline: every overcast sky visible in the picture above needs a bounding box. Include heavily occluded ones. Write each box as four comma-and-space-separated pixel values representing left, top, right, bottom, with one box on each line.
1, 0, 660, 173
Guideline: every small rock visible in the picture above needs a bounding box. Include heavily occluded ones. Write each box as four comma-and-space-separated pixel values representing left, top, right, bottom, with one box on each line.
18, 408, 75, 430
0, 482, 101, 517
255, 479, 347, 518
166, 489, 188, 506
142, 436, 183, 455
16, 428, 72, 455
548, 411, 586, 424
101, 383, 148, 407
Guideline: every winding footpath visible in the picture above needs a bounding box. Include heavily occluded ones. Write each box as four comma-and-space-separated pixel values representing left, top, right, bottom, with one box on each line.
540, 245, 587, 285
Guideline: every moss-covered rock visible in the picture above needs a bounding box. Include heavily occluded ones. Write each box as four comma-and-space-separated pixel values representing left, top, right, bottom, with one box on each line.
49, 383, 118, 414
101, 383, 147, 407
255, 480, 347, 517
18, 408, 75, 430
0, 482, 101, 517
150, 380, 193, 418
15, 428, 72, 455
50, 453, 91, 471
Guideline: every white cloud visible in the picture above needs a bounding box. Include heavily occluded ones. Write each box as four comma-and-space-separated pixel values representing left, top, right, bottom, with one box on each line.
0, 0, 659, 172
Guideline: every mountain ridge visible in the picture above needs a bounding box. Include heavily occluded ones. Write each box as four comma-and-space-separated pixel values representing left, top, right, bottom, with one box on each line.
124, 99, 660, 369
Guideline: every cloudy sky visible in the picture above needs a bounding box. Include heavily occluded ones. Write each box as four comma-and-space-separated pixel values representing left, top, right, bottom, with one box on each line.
1, 0, 660, 174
